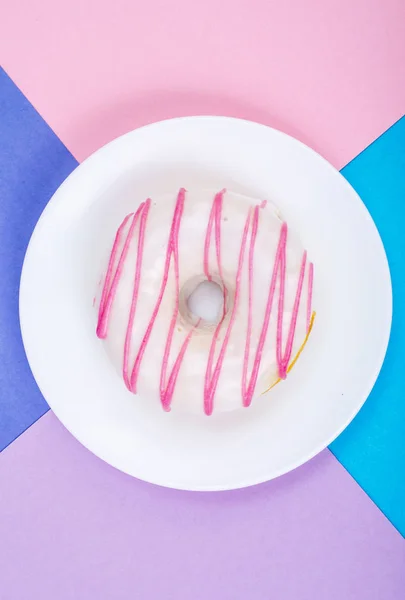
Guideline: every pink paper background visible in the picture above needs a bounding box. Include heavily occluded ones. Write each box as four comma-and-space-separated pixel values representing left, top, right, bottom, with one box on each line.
1, 0, 404, 166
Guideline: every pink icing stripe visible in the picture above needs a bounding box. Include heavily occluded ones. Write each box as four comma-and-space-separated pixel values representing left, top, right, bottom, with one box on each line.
215, 192, 228, 321
123, 200, 151, 389
203, 190, 225, 281
242, 205, 259, 401
203, 196, 216, 281
204, 316, 221, 388
96, 210, 140, 339
130, 189, 188, 394
277, 249, 307, 379
97, 213, 132, 336
160, 329, 194, 411
214, 190, 226, 283
159, 189, 192, 410
202, 190, 227, 385
241, 221, 286, 406
97, 218, 130, 323
204, 209, 252, 416
241, 221, 308, 405
307, 262, 314, 333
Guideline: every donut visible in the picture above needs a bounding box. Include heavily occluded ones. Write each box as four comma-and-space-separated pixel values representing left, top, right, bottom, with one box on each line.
96, 188, 315, 415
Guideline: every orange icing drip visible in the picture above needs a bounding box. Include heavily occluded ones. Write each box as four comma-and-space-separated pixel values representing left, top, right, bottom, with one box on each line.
262, 311, 316, 395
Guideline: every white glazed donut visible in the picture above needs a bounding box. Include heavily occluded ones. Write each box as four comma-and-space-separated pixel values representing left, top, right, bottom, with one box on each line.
96, 188, 314, 415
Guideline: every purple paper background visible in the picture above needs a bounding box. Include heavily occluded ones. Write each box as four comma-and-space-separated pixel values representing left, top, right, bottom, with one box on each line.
0, 413, 404, 600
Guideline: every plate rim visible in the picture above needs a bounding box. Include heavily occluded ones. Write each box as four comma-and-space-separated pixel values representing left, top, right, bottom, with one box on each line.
19, 115, 393, 491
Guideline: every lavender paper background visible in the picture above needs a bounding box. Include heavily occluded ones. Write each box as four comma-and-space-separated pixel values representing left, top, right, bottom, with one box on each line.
0, 413, 404, 600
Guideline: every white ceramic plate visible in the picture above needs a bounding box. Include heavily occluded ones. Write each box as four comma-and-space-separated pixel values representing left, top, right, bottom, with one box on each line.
20, 117, 392, 490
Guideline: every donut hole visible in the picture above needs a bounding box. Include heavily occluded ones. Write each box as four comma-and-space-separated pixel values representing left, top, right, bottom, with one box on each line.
179, 276, 228, 330
187, 281, 223, 324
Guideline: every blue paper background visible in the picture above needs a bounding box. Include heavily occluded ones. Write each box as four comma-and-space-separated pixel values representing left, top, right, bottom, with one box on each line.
0, 68, 77, 450
332, 116, 405, 535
